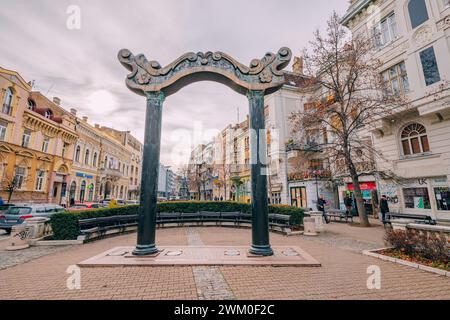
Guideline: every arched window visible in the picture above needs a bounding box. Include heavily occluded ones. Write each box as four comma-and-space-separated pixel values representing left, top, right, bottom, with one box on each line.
27, 99, 36, 111
44, 109, 53, 119
2, 88, 13, 115
93, 152, 98, 167
401, 123, 430, 156
84, 149, 90, 165
408, 0, 429, 29
75, 146, 81, 162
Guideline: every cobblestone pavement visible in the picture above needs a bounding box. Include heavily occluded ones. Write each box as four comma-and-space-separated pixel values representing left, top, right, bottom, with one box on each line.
0, 224, 449, 300
298, 218, 387, 253
186, 228, 235, 300
0, 230, 8, 241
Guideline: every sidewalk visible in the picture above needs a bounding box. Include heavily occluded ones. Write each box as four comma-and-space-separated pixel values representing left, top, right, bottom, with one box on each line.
0, 223, 448, 300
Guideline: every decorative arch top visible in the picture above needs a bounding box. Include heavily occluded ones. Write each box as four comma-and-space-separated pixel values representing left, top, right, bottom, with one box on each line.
118, 47, 292, 97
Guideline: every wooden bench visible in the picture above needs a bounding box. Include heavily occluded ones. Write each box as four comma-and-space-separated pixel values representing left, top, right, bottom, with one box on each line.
386, 213, 436, 225
78, 211, 294, 240
326, 210, 353, 223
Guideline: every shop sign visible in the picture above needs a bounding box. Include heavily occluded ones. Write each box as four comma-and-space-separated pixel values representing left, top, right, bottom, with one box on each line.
347, 182, 376, 191
76, 172, 94, 179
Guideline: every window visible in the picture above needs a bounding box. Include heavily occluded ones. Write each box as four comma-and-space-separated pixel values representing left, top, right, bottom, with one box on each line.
93, 152, 98, 167
2, 88, 13, 115
75, 146, 81, 162
434, 187, 450, 211
403, 187, 431, 209
0, 121, 7, 141
309, 159, 323, 170
44, 110, 53, 119
372, 13, 398, 48
420, 47, 441, 86
84, 149, 90, 165
15, 167, 26, 189
35, 170, 45, 191
27, 99, 35, 111
408, 0, 429, 29
401, 123, 430, 156
291, 187, 307, 208
62, 142, 68, 158
381, 62, 409, 96
42, 136, 49, 153
22, 130, 31, 148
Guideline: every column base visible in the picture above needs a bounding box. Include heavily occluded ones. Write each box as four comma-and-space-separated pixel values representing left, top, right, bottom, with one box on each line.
133, 244, 159, 256
249, 244, 274, 256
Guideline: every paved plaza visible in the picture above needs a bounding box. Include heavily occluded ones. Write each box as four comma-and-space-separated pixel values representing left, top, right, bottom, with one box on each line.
0, 222, 449, 300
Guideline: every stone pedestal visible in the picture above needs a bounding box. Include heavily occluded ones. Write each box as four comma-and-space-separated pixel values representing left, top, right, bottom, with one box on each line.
26, 217, 50, 239
309, 211, 324, 232
303, 217, 318, 236
6, 224, 31, 251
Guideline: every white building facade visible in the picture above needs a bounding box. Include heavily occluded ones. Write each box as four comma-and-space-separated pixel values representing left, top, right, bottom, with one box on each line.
342, 0, 450, 220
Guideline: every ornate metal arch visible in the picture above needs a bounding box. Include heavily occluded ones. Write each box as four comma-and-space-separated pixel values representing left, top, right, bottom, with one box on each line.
118, 48, 292, 96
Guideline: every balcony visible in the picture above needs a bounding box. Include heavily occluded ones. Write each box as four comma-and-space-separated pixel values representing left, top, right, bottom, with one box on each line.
288, 169, 331, 182
99, 167, 124, 180
230, 164, 251, 177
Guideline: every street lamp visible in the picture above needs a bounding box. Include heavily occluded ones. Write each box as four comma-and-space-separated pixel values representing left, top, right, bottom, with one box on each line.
311, 169, 323, 205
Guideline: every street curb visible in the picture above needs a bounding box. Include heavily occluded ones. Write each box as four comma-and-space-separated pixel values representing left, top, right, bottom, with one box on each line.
29, 239, 84, 246
362, 248, 449, 277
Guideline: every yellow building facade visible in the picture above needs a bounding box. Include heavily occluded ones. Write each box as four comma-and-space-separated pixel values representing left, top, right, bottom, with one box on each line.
0, 67, 77, 204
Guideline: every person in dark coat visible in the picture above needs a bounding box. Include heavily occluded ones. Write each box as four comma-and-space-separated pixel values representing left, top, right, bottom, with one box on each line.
344, 194, 353, 217
380, 195, 390, 224
317, 195, 330, 224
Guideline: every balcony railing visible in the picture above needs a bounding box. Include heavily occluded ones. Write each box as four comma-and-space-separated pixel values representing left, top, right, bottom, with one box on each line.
288, 170, 332, 182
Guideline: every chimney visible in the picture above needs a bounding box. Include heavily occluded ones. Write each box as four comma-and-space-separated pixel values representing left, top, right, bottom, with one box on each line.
70, 108, 77, 116
82, 116, 88, 122
95, 124, 100, 129
53, 97, 61, 105
292, 56, 304, 75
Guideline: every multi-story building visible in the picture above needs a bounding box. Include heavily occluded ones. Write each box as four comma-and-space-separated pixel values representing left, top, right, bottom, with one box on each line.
0, 67, 145, 205
0, 67, 78, 204
342, 0, 450, 220
96, 126, 143, 201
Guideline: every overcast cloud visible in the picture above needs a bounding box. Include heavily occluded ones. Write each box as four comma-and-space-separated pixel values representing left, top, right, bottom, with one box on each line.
0, 0, 348, 170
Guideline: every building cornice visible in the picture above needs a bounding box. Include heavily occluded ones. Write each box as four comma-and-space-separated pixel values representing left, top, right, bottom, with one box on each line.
341, 0, 373, 26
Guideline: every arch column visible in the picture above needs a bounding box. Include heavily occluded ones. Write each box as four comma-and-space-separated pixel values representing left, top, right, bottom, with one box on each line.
248, 90, 273, 256
133, 91, 164, 256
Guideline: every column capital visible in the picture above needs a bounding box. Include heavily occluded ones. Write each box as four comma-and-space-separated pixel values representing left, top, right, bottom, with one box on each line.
145, 91, 165, 103
246, 90, 265, 100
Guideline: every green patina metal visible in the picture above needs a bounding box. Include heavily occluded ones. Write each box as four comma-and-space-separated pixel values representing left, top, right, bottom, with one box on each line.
118, 48, 291, 96
118, 48, 292, 257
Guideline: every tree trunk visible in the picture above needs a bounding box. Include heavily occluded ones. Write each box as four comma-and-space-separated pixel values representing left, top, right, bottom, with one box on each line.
349, 172, 370, 227
7, 189, 13, 203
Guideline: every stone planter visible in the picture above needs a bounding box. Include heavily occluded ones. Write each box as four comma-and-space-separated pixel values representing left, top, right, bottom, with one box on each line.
309, 211, 324, 232
303, 217, 318, 236
6, 224, 31, 251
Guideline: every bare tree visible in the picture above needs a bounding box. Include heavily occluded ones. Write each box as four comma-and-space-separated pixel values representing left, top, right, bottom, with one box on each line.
1, 172, 27, 203
289, 12, 408, 227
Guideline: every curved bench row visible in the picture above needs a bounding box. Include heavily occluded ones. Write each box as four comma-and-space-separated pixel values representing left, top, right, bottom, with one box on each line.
78, 211, 293, 241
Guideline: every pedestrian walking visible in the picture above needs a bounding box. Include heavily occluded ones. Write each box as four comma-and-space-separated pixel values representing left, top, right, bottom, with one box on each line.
380, 195, 390, 225
0, 196, 4, 206
317, 195, 330, 224
344, 194, 353, 217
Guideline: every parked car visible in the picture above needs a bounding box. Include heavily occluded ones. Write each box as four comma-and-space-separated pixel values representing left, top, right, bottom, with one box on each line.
125, 200, 139, 205
0, 203, 15, 214
0, 203, 67, 234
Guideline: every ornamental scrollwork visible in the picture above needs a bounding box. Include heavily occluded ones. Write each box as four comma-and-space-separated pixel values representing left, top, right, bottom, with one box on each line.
118, 47, 292, 96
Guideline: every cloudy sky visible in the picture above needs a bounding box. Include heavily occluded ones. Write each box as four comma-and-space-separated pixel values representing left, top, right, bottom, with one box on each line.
0, 0, 348, 170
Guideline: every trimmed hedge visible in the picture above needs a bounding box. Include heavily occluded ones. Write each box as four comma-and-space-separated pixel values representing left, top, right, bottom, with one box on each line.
50, 201, 304, 240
